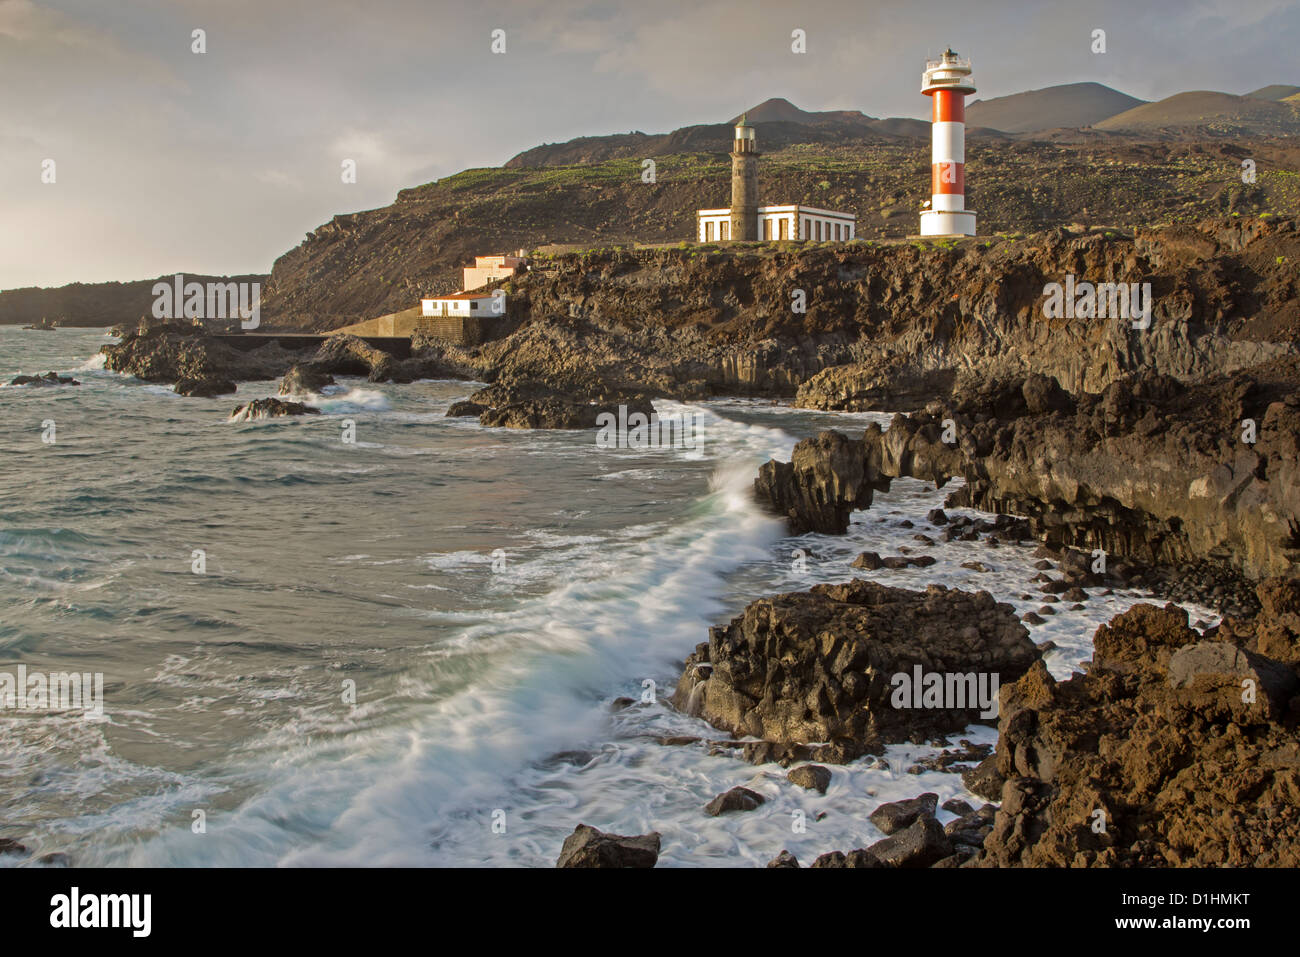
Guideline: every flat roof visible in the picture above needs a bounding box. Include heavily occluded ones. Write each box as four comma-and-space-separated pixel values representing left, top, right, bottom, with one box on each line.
422, 291, 500, 301
697, 204, 855, 219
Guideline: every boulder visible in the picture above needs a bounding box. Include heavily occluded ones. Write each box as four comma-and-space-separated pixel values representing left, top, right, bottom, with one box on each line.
809, 849, 887, 868
786, 765, 832, 794
229, 397, 321, 421
869, 793, 938, 835
961, 755, 1005, 801
754, 430, 875, 535
446, 400, 489, 418
766, 850, 800, 868
864, 816, 953, 868
174, 375, 236, 396
672, 580, 1038, 765
9, 372, 79, 387
556, 824, 661, 868
472, 382, 656, 431
278, 363, 335, 395
705, 786, 765, 816
101, 318, 297, 389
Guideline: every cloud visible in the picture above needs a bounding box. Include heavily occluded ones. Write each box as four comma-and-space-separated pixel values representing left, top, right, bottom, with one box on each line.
2, 0, 1296, 288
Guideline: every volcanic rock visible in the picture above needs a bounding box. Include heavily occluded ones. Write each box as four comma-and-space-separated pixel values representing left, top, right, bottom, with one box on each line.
864, 816, 953, 868
869, 793, 938, 834
705, 786, 765, 816
8, 372, 79, 387
556, 824, 661, 868
471, 381, 656, 431
786, 765, 832, 794
977, 587, 1300, 867
446, 400, 489, 417
961, 755, 1006, 801
229, 397, 321, 421
671, 580, 1038, 764
278, 363, 335, 395
767, 850, 800, 868
174, 375, 235, 396
101, 318, 298, 389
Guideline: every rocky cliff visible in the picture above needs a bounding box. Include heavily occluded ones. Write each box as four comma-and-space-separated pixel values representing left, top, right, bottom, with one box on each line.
257, 137, 1299, 331
460, 216, 1298, 402
754, 362, 1300, 583
978, 582, 1300, 867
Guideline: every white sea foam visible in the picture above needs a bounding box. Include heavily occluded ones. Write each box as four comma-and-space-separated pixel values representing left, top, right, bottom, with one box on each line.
312, 388, 391, 413
29, 392, 1218, 869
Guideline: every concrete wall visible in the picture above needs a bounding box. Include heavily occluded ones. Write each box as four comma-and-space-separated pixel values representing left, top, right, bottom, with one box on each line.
412, 315, 502, 346
332, 306, 423, 338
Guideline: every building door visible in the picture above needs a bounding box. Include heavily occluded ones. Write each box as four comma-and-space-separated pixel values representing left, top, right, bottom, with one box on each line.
706, 221, 714, 242
779, 218, 789, 240
721, 221, 729, 240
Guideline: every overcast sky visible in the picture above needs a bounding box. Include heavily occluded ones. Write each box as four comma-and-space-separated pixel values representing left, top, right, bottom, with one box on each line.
2, 0, 1296, 288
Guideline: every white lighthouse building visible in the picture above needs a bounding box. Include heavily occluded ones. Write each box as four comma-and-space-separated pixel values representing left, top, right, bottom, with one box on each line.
696, 116, 856, 243
919, 49, 977, 237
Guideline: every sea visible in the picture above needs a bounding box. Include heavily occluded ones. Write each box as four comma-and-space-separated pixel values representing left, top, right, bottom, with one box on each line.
0, 326, 1216, 867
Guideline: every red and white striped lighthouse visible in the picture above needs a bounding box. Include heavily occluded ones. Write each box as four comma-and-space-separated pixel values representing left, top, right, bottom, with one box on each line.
920, 49, 976, 237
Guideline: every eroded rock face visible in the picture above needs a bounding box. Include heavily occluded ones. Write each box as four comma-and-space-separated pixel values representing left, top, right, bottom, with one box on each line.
795, 360, 956, 414
310, 334, 396, 382
671, 580, 1039, 764
229, 397, 321, 421
754, 431, 881, 535
174, 376, 235, 396
102, 319, 298, 388
278, 363, 335, 395
555, 824, 660, 868
977, 583, 1300, 867
755, 363, 1300, 581
445, 400, 488, 418
470, 381, 657, 431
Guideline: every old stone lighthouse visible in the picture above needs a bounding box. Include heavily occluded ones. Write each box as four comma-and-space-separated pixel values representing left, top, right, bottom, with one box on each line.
696, 115, 857, 243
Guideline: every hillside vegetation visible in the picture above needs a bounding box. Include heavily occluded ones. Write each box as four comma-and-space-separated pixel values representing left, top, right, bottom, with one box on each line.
261, 137, 1300, 330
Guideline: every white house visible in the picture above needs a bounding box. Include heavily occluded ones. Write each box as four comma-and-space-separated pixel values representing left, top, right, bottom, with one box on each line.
420, 291, 505, 318
696, 204, 857, 243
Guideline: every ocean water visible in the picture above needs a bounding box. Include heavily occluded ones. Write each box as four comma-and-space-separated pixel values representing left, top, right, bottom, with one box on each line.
0, 326, 1215, 867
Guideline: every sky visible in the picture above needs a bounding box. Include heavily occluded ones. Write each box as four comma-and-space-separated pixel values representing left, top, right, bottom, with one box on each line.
1, 0, 1297, 289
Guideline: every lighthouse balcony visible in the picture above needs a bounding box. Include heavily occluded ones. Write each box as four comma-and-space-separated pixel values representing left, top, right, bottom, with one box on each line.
921, 72, 976, 94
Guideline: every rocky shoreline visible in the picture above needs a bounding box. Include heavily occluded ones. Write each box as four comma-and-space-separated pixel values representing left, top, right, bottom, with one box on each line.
86, 218, 1298, 869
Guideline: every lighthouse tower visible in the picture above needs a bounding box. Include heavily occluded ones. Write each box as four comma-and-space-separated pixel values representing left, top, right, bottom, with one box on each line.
729, 115, 759, 241
920, 49, 976, 237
